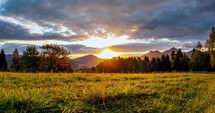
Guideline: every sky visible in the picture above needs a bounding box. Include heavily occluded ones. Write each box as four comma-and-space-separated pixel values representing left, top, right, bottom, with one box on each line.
0, 0, 215, 57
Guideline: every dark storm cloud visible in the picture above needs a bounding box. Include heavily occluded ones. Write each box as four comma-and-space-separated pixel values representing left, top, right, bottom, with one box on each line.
130, 0, 215, 41
0, 20, 31, 40
0, 0, 214, 51
0, 0, 170, 39
0, 19, 62, 40
0, 43, 97, 54
0, 20, 87, 41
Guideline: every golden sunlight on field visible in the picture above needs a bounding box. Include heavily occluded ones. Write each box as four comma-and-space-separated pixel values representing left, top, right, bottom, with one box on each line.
0, 72, 214, 112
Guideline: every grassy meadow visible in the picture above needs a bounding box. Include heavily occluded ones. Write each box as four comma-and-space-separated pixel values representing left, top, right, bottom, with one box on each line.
0, 72, 214, 113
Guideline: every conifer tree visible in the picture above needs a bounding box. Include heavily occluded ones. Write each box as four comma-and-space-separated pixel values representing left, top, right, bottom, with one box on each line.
149, 57, 157, 72
161, 55, 166, 71
0, 49, 8, 71
208, 27, 215, 69
166, 55, 172, 72
11, 48, 20, 72
208, 27, 215, 51
161, 55, 171, 72
171, 51, 176, 60
142, 56, 149, 72
172, 49, 182, 71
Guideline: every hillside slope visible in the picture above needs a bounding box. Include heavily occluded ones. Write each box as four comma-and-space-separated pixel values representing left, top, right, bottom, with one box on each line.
71, 55, 103, 69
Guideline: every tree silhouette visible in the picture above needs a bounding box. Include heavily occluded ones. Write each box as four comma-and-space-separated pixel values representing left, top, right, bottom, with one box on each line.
208, 27, 215, 69
11, 48, 20, 72
41, 44, 71, 72
171, 51, 176, 60
172, 49, 190, 71
21, 45, 40, 72
191, 41, 211, 71
161, 55, 171, 72
149, 57, 157, 72
0, 49, 8, 71
208, 27, 215, 51
142, 56, 149, 72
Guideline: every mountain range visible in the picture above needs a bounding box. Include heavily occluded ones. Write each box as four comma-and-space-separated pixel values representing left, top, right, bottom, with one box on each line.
71, 47, 193, 69
141, 47, 192, 60
5, 47, 193, 69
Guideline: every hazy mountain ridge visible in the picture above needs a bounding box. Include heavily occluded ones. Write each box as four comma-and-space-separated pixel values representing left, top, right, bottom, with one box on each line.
71, 55, 103, 69
141, 47, 192, 60
5, 54, 102, 69
141, 50, 163, 60
162, 47, 178, 56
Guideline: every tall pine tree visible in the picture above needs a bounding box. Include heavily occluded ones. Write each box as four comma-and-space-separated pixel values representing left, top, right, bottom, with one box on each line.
208, 27, 215, 51
11, 48, 20, 72
142, 56, 149, 72
172, 49, 183, 71
0, 49, 8, 71
208, 27, 215, 69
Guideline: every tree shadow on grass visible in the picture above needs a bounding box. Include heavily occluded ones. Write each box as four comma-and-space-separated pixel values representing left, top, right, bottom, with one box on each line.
85, 92, 160, 112
0, 93, 160, 112
0, 99, 62, 113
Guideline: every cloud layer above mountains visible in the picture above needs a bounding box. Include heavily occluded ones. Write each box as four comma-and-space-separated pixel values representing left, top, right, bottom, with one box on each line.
0, 0, 214, 54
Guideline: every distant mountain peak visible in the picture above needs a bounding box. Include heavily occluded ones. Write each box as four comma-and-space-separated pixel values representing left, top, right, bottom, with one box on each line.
163, 47, 178, 55
169, 47, 178, 51
141, 47, 192, 60
141, 50, 162, 60
76, 54, 98, 59
71, 54, 103, 69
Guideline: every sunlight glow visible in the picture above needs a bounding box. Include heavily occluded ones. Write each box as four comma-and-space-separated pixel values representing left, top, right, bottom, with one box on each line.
73, 35, 133, 48
96, 48, 120, 59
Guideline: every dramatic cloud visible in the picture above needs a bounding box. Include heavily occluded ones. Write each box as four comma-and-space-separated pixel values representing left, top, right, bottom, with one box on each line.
0, 42, 98, 55
0, 20, 65, 41
0, 0, 214, 55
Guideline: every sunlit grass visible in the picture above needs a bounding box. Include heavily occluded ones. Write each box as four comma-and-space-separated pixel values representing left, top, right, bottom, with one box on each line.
0, 72, 214, 112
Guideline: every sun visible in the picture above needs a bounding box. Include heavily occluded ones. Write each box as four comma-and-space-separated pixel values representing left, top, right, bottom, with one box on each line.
96, 48, 120, 59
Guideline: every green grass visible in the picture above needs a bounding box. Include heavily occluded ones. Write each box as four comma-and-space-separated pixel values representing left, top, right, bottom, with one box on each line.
0, 72, 214, 113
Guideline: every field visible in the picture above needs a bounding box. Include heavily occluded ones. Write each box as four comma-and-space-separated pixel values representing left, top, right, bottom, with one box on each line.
0, 72, 214, 113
